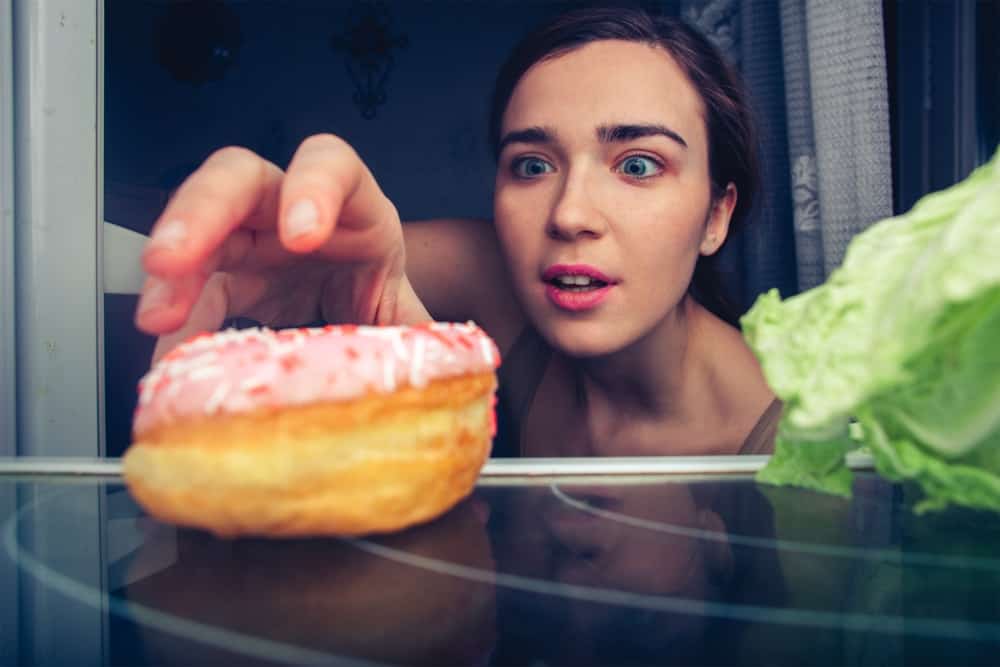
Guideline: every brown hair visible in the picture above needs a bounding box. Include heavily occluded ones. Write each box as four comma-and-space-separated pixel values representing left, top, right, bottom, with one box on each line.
488, 5, 760, 325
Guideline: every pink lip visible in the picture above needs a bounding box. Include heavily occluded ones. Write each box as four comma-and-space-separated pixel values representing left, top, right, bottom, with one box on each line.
542, 264, 617, 312
542, 264, 614, 283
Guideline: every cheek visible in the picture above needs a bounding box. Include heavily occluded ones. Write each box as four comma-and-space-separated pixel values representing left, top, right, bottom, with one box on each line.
626, 207, 705, 266
493, 187, 539, 264
491, 196, 517, 260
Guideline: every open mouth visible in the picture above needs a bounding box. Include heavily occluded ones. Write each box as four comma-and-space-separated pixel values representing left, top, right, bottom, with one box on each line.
547, 275, 610, 291
542, 265, 616, 311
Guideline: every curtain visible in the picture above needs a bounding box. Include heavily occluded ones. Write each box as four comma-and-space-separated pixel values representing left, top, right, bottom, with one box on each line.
679, 0, 894, 303
676, 7, 901, 663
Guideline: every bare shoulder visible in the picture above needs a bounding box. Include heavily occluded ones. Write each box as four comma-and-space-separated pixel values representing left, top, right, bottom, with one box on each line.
402, 218, 526, 354
694, 304, 776, 429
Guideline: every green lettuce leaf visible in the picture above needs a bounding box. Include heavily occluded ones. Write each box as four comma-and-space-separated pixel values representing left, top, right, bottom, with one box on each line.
754, 428, 859, 498
743, 146, 1000, 510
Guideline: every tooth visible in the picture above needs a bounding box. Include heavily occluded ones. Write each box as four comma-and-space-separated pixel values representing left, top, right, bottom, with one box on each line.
554, 275, 597, 287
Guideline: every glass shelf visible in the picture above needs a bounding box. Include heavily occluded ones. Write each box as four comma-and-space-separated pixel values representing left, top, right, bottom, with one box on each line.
4, 460, 1000, 665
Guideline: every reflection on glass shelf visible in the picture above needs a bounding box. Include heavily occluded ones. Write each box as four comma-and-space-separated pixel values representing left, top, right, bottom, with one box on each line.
5, 472, 1000, 665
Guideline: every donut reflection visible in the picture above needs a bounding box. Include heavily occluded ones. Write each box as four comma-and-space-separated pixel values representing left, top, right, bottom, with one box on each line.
488, 481, 785, 666
112, 497, 497, 666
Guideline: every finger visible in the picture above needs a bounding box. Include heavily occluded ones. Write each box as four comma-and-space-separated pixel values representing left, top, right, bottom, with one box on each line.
147, 275, 232, 363
278, 134, 399, 257
141, 229, 296, 330
390, 274, 434, 325
134, 273, 213, 335
138, 225, 314, 336
143, 147, 284, 278
205, 227, 299, 275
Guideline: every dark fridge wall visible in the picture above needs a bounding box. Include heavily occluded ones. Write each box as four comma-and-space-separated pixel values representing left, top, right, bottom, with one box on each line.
103, 0, 624, 457
104, 0, 994, 458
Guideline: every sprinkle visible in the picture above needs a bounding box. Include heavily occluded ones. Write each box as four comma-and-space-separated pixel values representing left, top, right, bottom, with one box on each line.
276, 328, 307, 345
188, 365, 224, 381
357, 327, 398, 339
135, 322, 498, 431
204, 380, 231, 415
263, 337, 284, 356
479, 338, 495, 367
382, 355, 396, 392
280, 354, 303, 372
240, 376, 269, 392
389, 330, 408, 360
192, 351, 221, 365
409, 335, 426, 388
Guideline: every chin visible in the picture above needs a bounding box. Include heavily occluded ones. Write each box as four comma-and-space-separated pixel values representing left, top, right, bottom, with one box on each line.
537, 320, 630, 359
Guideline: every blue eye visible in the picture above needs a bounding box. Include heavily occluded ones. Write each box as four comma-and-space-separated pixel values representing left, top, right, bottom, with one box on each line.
617, 155, 662, 179
512, 157, 554, 179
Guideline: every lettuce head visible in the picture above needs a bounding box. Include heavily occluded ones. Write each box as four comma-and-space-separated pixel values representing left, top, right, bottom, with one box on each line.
742, 147, 1000, 512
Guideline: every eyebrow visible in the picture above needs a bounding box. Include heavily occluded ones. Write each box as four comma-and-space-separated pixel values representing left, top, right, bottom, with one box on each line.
497, 126, 553, 154
497, 123, 688, 154
598, 123, 688, 148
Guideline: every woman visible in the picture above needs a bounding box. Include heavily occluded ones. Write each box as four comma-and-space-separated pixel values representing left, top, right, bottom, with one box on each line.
135, 6, 779, 457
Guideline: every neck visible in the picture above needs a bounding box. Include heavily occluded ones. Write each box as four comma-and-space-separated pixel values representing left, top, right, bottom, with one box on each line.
575, 295, 703, 420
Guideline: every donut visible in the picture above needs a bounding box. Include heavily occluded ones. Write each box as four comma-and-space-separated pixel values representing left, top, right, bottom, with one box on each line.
122, 322, 500, 538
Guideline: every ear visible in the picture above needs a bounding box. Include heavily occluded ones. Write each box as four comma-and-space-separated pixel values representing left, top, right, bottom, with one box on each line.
699, 183, 738, 256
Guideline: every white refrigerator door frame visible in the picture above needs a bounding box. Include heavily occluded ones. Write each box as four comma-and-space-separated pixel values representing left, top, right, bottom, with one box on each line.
13, 0, 104, 459
7, 1, 108, 664
1, 3, 18, 663
2, 2, 15, 459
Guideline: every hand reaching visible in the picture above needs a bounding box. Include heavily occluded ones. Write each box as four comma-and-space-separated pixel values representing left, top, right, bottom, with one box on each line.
134, 135, 430, 362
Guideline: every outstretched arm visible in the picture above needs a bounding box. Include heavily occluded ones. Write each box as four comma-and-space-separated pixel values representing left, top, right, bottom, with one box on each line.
136, 134, 524, 362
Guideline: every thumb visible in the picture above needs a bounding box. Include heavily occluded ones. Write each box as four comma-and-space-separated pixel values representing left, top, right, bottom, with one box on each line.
148, 273, 232, 364
390, 275, 433, 325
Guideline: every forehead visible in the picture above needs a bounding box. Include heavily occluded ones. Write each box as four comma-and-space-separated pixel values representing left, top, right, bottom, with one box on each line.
502, 40, 707, 146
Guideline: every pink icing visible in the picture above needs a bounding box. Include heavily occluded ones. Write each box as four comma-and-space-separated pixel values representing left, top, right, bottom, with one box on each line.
133, 322, 501, 435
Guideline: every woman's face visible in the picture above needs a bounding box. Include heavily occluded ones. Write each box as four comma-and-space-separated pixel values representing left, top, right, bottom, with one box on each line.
494, 40, 733, 357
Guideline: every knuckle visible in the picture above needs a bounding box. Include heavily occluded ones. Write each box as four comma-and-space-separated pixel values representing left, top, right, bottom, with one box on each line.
171, 183, 247, 231
381, 193, 400, 220
289, 135, 382, 208
201, 272, 232, 314
301, 132, 349, 154
219, 230, 253, 269
298, 133, 363, 174
200, 147, 266, 184
177, 180, 233, 213
293, 167, 345, 196
205, 145, 258, 166
175, 161, 267, 220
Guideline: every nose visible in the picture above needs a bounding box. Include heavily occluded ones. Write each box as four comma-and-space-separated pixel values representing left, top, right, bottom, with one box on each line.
546, 169, 608, 241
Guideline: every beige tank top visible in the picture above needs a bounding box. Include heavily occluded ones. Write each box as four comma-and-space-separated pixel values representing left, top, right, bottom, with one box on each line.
738, 398, 783, 455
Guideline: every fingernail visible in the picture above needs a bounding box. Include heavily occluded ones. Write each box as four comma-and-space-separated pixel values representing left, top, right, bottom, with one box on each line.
137, 278, 173, 316
285, 199, 319, 239
150, 219, 188, 250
